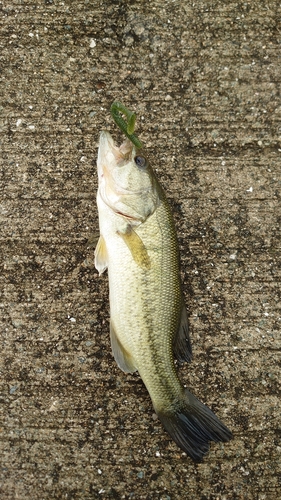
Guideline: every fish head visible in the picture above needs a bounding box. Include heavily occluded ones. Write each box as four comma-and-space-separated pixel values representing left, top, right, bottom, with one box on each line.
97, 131, 161, 223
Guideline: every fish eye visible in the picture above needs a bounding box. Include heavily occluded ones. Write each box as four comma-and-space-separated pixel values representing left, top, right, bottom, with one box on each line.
134, 156, 146, 169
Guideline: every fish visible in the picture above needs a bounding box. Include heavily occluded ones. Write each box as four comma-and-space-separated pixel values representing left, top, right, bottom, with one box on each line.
94, 130, 232, 461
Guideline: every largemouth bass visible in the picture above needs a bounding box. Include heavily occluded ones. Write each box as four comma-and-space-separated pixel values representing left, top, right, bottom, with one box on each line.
95, 130, 232, 461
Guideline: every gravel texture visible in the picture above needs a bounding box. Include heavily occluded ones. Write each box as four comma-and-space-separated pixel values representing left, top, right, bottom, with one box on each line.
1, 1, 280, 499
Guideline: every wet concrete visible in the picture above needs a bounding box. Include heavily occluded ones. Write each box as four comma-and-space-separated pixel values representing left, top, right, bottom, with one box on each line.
0, 1, 280, 499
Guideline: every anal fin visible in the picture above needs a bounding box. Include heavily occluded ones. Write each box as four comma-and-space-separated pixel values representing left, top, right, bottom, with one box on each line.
110, 320, 137, 374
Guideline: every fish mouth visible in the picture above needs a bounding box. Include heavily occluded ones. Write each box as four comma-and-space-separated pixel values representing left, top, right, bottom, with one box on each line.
97, 131, 150, 223
97, 129, 145, 198
97, 131, 134, 179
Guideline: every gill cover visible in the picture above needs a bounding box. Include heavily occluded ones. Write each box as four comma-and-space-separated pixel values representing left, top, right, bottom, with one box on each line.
97, 131, 160, 223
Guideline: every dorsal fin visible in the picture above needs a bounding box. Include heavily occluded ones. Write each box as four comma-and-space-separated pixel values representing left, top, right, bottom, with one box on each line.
173, 300, 192, 363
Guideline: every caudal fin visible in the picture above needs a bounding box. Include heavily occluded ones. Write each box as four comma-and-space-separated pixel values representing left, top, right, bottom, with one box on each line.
156, 389, 232, 462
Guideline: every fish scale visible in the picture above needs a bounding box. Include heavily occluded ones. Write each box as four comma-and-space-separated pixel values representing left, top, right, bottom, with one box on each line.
95, 130, 232, 461
109, 200, 181, 389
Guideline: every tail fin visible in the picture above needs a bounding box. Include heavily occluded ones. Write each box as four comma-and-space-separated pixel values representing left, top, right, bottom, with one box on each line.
156, 389, 232, 462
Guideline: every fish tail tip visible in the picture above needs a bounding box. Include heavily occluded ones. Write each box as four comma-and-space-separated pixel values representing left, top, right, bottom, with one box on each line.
156, 390, 232, 462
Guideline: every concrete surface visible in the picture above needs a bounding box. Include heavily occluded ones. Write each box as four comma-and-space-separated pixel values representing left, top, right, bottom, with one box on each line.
0, 1, 280, 499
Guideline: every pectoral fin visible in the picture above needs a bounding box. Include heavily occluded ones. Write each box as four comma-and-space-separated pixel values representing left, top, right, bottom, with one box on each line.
117, 226, 150, 269
94, 235, 108, 275
110, 321, 137, 373
173, 299, 192, 363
